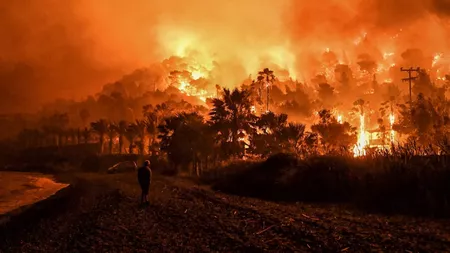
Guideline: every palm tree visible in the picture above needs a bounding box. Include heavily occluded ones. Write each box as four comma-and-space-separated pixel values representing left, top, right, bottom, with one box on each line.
281, 123, 306, 154
67, 128, 78, 145
134, 120, 147, 154
82, 127, 91, 144
155, 102, 174, 119
106, 122, 117, 154
115, 120, 128, 154
158, 112, 210, 175
90, 119, 109, 153
253, 112, 290, 156
41, 126, 55, 146
17, 129, 36, 149
209, 88, 256, 158
257, 68, 276, 112
145, 110, 159, 155
125, 123, 139, 154
47, 113, 69, 146
77, 128, 82, 145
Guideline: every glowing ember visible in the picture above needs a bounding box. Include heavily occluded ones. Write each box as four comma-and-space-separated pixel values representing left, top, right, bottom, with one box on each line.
237, 130, 250, 149
353, 114, 368, 157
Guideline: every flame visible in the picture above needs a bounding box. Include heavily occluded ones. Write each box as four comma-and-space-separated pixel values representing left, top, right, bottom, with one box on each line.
353, 32, 367, 45
158, 23, 450, 101
237, 130, 250, 149
383, 52, 394, 60
191, 71, 204, 80
353, 114, 368, 157
389, 113, 395, 144
432, 53, 443, 68
337, 115, 343, 124
172, 69, 215, 103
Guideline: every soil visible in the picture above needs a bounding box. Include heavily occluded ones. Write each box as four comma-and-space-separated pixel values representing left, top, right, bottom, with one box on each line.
1, 172, 450, 253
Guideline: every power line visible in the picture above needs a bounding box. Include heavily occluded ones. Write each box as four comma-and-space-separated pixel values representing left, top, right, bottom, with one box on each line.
400, 67, 420, 110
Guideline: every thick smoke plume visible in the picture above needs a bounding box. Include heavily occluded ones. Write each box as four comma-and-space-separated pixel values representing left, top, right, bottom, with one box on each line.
1, 0, 450, 113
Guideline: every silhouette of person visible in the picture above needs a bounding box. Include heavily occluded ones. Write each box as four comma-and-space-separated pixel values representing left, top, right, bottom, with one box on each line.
137, 160, 152, 204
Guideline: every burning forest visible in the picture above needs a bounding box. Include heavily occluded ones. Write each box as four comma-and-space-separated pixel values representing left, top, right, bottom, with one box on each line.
1, 0, 449, 158
9, 35, 450, 158
4, 1, 450, 251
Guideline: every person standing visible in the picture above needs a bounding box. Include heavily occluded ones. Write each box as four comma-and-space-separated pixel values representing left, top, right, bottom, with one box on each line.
137, 160, 152, 205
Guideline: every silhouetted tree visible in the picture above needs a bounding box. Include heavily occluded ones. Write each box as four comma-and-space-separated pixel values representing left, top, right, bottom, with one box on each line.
42, 113, 69, 146
311, 109, 356, 153
106, 122, 117, 154
115, 120, 128, 154
257, 68, 276, 111
128, 120, 147, 154
317, 83, 335, 108
252, 112, 288, 157
209, 88, 256, 158
159, 112, 211, 175
124, 124, 138, 154
91, 119, 109, 153
82, 127, 91, 144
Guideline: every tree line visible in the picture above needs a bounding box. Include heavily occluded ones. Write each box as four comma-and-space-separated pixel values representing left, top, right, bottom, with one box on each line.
14, 66, 450, 174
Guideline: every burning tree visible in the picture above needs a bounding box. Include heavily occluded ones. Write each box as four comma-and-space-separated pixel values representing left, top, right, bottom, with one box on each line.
257, 68, 276, 113
311, 109, 356, 154
394, 93, 450, 149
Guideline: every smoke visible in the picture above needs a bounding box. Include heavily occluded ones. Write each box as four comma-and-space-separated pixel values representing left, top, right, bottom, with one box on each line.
287, 0, 450, 76
1, 0, 450, 113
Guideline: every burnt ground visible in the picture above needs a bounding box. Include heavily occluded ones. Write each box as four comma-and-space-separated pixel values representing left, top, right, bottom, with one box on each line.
1, 172, 450, 253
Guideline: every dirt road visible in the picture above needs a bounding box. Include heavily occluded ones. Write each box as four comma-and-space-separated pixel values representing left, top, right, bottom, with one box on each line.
1, 172, 450, 252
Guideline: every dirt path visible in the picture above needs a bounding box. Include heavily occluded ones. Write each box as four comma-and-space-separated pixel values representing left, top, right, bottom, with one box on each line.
1, 172, 450, 252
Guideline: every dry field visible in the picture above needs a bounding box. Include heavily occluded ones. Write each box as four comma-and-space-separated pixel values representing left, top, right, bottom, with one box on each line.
1, 172, 450, 252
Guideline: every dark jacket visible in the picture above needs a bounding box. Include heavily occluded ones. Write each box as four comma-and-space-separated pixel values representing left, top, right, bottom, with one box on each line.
137, 166, 152, 186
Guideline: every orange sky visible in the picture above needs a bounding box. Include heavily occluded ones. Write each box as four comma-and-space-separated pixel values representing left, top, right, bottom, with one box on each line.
0, 0, 449, 113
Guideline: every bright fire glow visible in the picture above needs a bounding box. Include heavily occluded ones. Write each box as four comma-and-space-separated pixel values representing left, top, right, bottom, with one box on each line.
174, 71, 214, 103
191, 71, 204, 80
337, 115, 343, 124
433, 53, 443, 67
353, 114, 368, 157
238, 130, 250, 149
389, 113, 395, 144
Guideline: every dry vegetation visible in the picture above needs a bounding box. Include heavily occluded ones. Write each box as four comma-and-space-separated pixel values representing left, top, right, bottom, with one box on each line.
207, 153, 450, 218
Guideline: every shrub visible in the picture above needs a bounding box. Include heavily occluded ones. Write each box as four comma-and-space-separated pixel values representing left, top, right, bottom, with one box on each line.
209, 152, 450, 217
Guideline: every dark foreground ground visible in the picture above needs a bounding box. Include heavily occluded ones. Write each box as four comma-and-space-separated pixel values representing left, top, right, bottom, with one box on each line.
1, 172, 450, 253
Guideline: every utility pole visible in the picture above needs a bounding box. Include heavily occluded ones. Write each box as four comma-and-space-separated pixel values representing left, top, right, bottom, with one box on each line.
266, 81, 270, 112
400, 67, 420, 110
